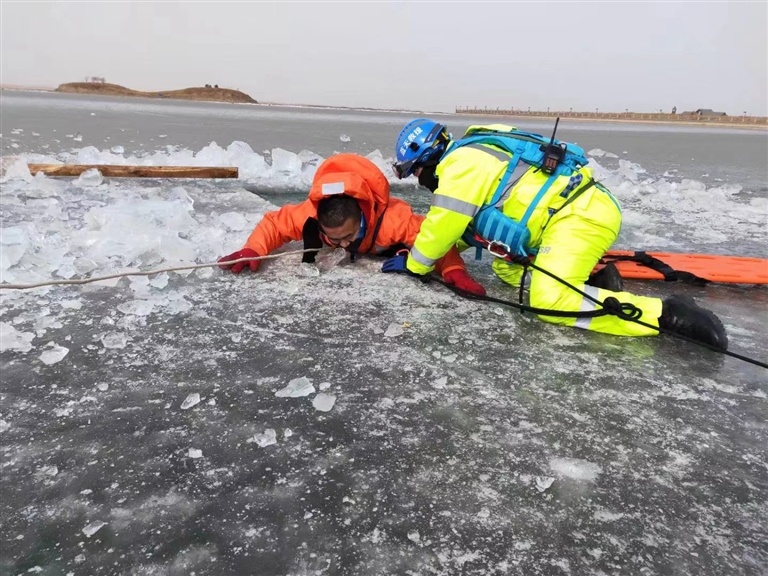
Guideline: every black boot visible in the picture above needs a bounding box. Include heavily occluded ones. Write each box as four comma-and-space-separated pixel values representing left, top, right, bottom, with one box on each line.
658, 295, 728, 351
588, 262, 624, 292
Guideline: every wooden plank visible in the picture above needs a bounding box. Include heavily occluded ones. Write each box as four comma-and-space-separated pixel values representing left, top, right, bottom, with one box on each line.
26, 164, 238, 178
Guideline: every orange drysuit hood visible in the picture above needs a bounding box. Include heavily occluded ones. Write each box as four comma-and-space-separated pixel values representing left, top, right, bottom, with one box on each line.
307, 154, 390, 252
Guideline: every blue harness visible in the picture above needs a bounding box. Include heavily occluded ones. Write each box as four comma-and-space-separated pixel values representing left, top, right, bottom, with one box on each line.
441, 127, 589, 257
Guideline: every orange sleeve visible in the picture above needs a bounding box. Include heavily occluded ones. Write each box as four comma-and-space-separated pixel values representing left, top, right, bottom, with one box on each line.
243, 200, 317, 255
377, 199, 466, 278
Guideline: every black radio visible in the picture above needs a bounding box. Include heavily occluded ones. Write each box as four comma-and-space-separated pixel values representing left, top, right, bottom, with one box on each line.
540, 117, 565, 175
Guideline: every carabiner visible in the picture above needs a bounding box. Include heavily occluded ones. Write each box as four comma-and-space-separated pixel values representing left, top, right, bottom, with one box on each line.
486, 240, 512, 259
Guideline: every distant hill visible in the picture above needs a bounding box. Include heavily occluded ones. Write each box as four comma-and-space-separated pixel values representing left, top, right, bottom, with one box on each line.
55, 82, 258, 104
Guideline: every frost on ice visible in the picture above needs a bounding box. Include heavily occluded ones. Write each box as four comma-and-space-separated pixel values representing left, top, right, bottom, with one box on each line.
549, 457, 602, 481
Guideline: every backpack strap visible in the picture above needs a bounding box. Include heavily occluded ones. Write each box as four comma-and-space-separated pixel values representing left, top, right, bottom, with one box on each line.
446, 130, 589, 258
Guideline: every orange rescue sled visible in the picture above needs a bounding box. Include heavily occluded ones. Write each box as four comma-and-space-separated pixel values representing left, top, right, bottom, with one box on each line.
594, 250, 768, 285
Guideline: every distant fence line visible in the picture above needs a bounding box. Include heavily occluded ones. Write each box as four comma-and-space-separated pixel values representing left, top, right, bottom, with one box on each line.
455, 108, 768, 126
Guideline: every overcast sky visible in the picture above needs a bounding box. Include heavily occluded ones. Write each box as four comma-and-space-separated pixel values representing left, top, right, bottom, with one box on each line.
2, 1, 766, 115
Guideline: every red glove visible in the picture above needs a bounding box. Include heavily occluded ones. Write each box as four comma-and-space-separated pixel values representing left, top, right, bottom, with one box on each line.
443, 269, 486, 296
218, 248, 261, 274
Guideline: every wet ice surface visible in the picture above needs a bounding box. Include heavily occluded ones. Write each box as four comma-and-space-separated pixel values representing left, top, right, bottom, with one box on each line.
1, 151, 767, 575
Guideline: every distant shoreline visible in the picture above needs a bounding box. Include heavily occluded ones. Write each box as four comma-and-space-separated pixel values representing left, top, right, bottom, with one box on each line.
1, 84, 765, 130
52, 82, 258, 104
455, 109, 767, 131
465, 113, 768, 131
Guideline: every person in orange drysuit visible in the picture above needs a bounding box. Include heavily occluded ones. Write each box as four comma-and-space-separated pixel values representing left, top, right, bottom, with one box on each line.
218, 153, 486, 296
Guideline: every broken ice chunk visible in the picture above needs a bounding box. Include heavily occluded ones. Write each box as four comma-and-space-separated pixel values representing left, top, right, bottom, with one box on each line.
82, 521, 106, 538
101, 333, 127, 349
275, 377, 315, 398
0, 323, 34, 353
75, 168, 103, 187
384, 323, 404, 338
298, 262, 320, 277
180, 393, 201, 410
312, 394, 336, 412
39, 344, 69, 365
249, 429, 277, 447
535, 476, 555, 493
431, 376, 448, 390
316, 247, 346, 273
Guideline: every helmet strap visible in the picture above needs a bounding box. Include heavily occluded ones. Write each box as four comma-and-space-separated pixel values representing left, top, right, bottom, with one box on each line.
417, 164, 439, 192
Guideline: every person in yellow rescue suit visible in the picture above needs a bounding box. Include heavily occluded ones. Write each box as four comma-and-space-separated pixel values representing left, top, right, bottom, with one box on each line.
383, 119, 728, 351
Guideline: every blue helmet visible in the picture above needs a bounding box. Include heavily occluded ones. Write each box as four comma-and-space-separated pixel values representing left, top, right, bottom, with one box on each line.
392, 118, 450, 179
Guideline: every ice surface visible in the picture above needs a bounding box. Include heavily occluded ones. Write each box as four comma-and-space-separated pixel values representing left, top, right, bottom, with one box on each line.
0, 136, 766, 575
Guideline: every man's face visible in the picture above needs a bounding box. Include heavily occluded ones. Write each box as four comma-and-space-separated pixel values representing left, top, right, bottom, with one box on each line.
320, 216, 361, 248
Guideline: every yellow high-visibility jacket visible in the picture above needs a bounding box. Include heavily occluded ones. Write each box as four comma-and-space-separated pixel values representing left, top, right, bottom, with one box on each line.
406, 124, 601, 275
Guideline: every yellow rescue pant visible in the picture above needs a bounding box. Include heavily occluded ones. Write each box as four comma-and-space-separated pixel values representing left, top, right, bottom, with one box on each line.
494, 185, 663, 336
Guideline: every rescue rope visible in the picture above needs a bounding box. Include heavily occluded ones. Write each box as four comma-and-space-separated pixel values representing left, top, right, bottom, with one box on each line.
0, 248, 321, 291
431, 266, 768, 370
3, 247, 764, 369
